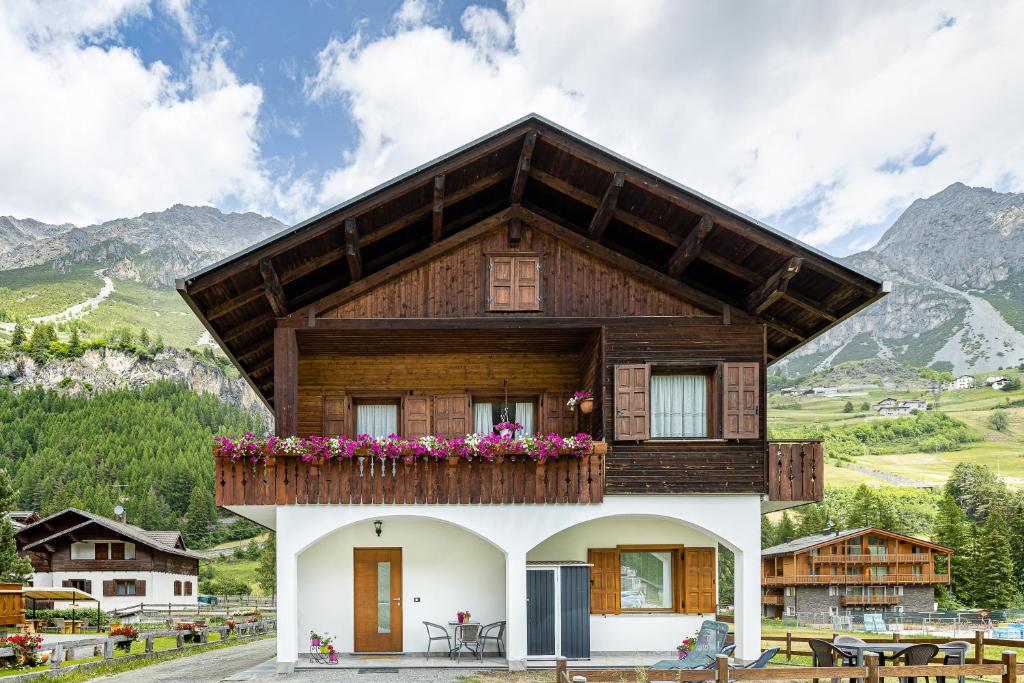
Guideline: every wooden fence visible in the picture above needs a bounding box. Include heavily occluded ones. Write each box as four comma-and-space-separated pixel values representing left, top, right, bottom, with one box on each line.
555, 651, 1020, 683
764, 629, 1016, 665
0, 618, 275, 671
109, 598, 276, 619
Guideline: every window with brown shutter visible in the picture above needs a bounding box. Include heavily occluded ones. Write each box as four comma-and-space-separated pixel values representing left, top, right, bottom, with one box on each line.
134, 579, 146, 596
94, 543, 108, 561
683, 547, 717, 614
722, 362, 759, 439
402, 395, 430, 438
433, 394, 470, 437
540, 393, 577, 436
613, 364, 650, 441
322, 395, 352, 436
102, 580, 115, 597
174, 580, 182, 596
487, 255, 541, 312
184, 581, 192, 596
110, 542, 125, 560
588, 548, 620, 615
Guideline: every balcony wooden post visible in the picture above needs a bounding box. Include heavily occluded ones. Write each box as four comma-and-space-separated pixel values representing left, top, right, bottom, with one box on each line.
273, 327, 298, 437
976, 630, 985, 665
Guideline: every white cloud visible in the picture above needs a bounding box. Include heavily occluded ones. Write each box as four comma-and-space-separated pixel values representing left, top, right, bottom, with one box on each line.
0, 0, 290, 226
306, 0, 1024, 253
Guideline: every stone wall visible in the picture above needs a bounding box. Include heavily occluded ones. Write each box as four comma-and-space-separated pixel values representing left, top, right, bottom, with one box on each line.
901, 585, 936, 612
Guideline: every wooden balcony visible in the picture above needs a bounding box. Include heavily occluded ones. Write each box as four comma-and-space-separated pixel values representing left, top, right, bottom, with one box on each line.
812, 554, 932, 564
840, 595, 900, 607
762, 573, 950, 586
761, 595, 785, 605
214, 444, 607, 506
765, 440, 824, 508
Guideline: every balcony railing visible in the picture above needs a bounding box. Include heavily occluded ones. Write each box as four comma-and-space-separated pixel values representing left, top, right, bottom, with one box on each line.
761, 595, 785, 605
762, 573, 950, 586
766, 440, 824, 504
214, 444, 607, 506
840, 595, 901, 607
812, 554, 933, 564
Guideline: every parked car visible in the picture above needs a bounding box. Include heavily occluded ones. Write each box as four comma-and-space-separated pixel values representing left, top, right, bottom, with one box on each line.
197, 595, 218, 606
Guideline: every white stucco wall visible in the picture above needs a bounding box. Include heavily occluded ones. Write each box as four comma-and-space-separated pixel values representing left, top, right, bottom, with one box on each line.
298, 518, 505, 653
32, 571, 199, 611
265, 494, 763, 670
528, 516, 719, 653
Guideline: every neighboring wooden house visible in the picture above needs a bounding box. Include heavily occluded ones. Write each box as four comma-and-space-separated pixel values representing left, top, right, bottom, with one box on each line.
872, 397, 927, 417
15, 509, 204, 611
4, 511, 39, 531
947, 375, 975, 390
177, 114, 886, 669
761, 527, 952, 621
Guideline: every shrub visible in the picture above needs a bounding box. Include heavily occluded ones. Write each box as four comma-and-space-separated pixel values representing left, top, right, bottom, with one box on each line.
989, 409, 1010, 432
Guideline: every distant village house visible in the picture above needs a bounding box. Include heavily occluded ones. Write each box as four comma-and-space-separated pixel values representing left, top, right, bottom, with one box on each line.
986, 376, 1008, 390
946, 375, 975, 390
871, 397, 927, 417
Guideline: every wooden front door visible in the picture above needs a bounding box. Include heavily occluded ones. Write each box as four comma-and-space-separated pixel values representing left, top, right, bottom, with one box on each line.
354, 548, 403, 652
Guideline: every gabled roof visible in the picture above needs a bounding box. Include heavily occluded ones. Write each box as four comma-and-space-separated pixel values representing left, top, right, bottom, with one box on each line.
177, 114, 887, 408
762, 526, 952, 557
16, 508, 205, 561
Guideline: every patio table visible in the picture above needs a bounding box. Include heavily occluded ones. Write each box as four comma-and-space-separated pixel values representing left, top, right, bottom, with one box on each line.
839, 642, 962, 683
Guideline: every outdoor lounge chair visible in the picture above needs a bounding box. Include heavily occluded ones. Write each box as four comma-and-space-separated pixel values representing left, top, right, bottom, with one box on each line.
670, 620, 731, 669
737, 647, 779, 669
895, 643, 939, 683
720, 644, 736, 658
808, 639, 858, 683
422, 621, 452, 659
936, 641, 969, 683
479, 621, 505, 657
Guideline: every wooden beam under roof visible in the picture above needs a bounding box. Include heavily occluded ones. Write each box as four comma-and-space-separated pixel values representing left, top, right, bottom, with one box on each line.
588, 171, 625, 240
508, 216, 522, 246
345, 218, 362, 281
259, 258, 289, 317
666, 214, 713, 277
206, 288, 264, 322
747, 257, 803, 315
763, 314, 807, 341
432, 174, 445, 242
221, 314, 273, 343
510, 130, 537, 204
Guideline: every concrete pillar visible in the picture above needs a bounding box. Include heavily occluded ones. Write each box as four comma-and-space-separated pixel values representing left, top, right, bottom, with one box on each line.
505, 549, 528, 670
276, 520, 298, 673
733, 535, 762, 661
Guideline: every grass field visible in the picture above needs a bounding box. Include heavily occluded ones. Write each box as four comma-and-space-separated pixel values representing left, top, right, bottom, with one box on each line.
77, 280, 208, 349
205, 558, 267, 597
0, 263, 104, 319
769, 374, 1024, 488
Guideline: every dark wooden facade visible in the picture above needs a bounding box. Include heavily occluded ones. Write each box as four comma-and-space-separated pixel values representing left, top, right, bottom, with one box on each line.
180, 115, 885, 504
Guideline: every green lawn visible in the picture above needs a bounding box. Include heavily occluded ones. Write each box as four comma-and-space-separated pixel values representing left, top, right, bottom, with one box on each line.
76, 280, 208, 349
0, 263, 104, 319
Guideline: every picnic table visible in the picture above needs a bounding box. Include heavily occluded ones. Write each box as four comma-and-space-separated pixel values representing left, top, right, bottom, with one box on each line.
841, 642, 961, 666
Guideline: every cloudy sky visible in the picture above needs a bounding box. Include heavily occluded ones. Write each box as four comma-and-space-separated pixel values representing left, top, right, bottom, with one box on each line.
1, 0, 1021, 255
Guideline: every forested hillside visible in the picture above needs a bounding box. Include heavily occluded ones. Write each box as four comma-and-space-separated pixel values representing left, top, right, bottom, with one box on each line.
0, 381, 265, 546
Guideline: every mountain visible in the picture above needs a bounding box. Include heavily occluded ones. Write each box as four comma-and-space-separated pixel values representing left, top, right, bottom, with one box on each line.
779, 183, 1024, 376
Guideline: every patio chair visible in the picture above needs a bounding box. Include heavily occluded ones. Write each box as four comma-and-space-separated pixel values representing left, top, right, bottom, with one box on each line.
720, 644, 736, 658
42, 618, 65, 634
808, 639, 858, 683
894, 643, 939, 683
835, 635, 874, 664
479, 621, 505, 657
423, 621, 452, 659
452, 623, 482, 662
737, 647, 779, 669
671, 620, 731, 669
936, 641, 970, 683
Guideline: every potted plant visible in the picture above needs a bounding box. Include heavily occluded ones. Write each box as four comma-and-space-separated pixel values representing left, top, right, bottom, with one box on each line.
309, 630, 322, 648
567, 390, 594, 414
457, 610, 472, 624
175, 622, 202, 644
676, 636, 696, 660
3, 633, 43, 667
109, 624, 139, 653
319, 634, 334, 654
327, 643, 338, 664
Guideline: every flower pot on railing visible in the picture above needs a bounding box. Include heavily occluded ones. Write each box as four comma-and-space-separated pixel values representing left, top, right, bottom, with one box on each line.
579, 398, 594, 414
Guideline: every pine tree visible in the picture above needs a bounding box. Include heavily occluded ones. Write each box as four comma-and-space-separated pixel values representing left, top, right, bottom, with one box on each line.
68, 327, 82, 357
139, 328, 150, 348
0, 517, 32, 584
256, 533, 276, 595
10, 324, 25, 350
933, 492, 972, 601
183, 487, 217, 548
974, 516, 1016, 608
154, 335, 165, 353
1009, 500, 1024, 591
776, 512, 797, 543
796, 504, 828, 537
761, 516, 777, 548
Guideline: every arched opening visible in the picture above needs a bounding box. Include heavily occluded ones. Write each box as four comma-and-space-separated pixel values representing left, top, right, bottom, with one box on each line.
296, 515, 507, 656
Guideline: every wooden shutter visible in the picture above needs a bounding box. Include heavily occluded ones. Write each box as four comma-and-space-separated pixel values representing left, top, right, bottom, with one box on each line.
110, 542, 125, 560
62, 580, 71, 588
433, 394, 471, 437
94, 543, 108, 561
613, 364, 650, 441
488, 256, 514, 311
402, 396, 431, 438
102, 580, 115, 597
184, 581, 192, 596
588, 548, 620, 615
541, 393, 577, 436
84, 580, 92, 595
683, 547, 717, 614
174, 580, 181, 596
322, 395, 351, 436
514, 256, 541, 311
723, 362, 759, 439
135, 580, 146, 596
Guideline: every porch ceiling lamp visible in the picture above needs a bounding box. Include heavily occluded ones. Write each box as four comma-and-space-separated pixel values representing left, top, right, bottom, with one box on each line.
374, 520, 383, 537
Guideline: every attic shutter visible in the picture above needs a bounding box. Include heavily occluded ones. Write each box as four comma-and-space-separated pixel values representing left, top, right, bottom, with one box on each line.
613, 364, 650, 441
95, 543, 108, 561
134, 580, 146, 596
683, 547, 717, 614
541, 393, 577, 436
402, 396, 431, 438
322, 395, 351, 436
488, 257, 514, 311
433, 394, 470, 437
722, 363, 759, 439
514, 256, 541, 311
102, 580, 115, 597
111, 543, 125, 560
588, 548, 620, 615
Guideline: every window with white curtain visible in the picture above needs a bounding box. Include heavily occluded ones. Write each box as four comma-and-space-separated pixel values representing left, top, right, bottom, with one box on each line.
356, 404, 399, 438
472, 401, 535, 435
651, 374, 707, 438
